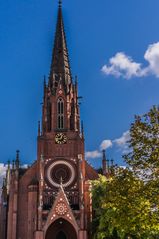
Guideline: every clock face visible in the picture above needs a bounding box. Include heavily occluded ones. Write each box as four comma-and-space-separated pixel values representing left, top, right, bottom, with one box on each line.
55, 133, 67, 144
45, 160, 76, 188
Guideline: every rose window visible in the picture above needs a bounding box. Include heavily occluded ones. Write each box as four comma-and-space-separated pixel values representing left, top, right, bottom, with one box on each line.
46, 160, 76, 188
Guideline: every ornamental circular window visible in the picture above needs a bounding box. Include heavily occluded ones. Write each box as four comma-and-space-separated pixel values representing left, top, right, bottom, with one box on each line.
46, 160, 76, 188
55, 203, 68, 216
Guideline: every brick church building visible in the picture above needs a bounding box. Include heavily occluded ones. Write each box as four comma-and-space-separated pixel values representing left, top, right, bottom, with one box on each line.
0, 1, 108, 239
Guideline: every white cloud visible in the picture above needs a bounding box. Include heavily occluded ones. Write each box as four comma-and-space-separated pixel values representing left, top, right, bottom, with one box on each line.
144, 42, 159, 77
85, 150, 102, 159
86, 131, 131, 160
113, 131, 130, 154
101, 42, 159, 79
100, 139, 113, 150
102, 53, 143, 79
114, 131, 130, 146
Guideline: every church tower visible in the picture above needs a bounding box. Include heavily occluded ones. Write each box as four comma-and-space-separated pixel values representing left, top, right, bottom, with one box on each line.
36, 2, 90, 238
0, 1, 99, 239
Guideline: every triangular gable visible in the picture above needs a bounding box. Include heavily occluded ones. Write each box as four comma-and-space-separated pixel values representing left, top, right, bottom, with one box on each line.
43, 185, 79, 235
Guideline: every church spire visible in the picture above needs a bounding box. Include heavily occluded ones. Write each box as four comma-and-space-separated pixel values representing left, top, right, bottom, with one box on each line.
58, 0, 62, 8
49, 1, 72, 92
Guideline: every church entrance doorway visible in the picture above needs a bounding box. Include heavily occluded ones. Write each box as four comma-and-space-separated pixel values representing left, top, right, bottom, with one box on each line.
56, 231, 67, 239
45, 218, 77, 239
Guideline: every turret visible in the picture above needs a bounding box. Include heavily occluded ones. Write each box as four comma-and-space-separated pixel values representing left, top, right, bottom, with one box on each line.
15, 150, 20, 170
102, 150, 108, 176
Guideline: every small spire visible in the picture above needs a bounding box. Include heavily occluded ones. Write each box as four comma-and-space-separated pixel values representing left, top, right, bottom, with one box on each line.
111, 159, 114, 167
102, 150, 107, 176
12, 160, 15, 170
16, 150, 20, 161
59, 0, 62, 8
15, 150, 20, 169
103, 150, 106, 161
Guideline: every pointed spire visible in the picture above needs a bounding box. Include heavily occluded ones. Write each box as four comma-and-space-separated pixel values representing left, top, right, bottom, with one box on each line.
12, 160, 15, 170
102, 150, 107, 176
49, 1, 72, 92
59, 0, 62, 8
111, 159, 114, 167
15, 150, 20, 169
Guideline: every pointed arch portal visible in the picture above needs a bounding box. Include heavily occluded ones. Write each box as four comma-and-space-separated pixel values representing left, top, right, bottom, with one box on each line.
56, 231, 67, 239
45, 218, 77, 239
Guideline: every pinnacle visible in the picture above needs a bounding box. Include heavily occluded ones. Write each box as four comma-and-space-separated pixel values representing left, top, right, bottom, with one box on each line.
59, 0, 62, 8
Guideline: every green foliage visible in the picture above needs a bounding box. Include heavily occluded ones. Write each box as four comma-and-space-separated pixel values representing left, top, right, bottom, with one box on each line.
92, 106, 159, 239
92, 171, 159, 239
124, 105, 159, 180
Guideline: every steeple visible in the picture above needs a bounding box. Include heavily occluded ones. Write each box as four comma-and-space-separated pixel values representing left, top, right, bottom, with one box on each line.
49, 1, 72, 92
102, 150, 108, 176
15, 150, 20, 170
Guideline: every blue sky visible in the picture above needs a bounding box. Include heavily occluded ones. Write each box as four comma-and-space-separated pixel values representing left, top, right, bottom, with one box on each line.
1, 0, 159, 168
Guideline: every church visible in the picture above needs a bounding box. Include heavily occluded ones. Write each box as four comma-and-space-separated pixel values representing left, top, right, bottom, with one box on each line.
0, 1, 108, 239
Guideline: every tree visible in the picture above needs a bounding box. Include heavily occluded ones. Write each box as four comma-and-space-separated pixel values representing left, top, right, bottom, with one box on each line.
92, 170, 159, 239
92, 106, 159, 239
124, 106, 159, 180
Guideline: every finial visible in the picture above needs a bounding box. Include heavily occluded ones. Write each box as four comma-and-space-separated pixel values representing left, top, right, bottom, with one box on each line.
15, 150, 20, 169
102, 150, 106, 161
59, 0, 62, 8
16, 150, 20, 161
102, 150, 107, 176
12, 160, 15, 170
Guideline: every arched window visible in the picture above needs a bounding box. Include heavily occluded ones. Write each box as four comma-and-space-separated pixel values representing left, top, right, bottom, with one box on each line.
57, 98, 64, 129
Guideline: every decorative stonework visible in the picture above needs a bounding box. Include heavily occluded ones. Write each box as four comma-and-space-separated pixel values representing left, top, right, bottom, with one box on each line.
44, 186, 79, 237
55, 202, 67, 216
